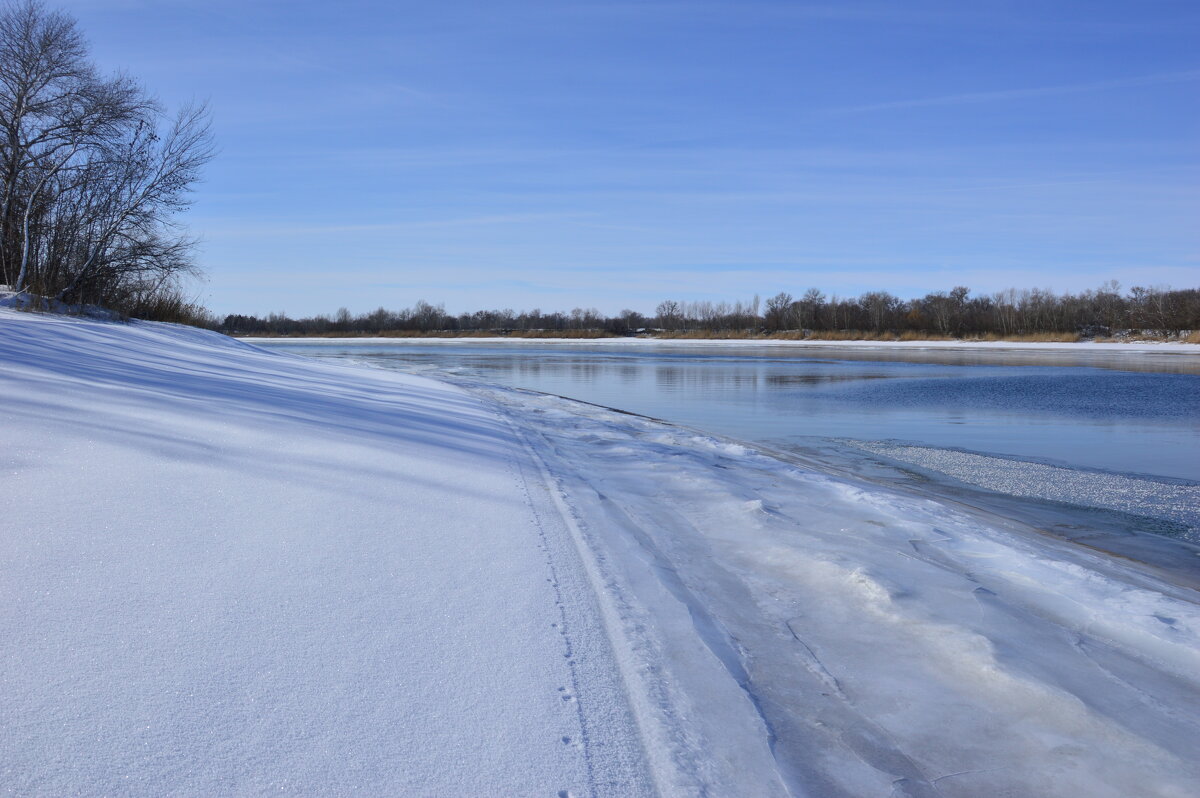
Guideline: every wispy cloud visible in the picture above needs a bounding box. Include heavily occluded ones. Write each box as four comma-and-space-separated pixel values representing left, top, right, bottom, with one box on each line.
823, 69, 1200, 114
203, 212, 594, 239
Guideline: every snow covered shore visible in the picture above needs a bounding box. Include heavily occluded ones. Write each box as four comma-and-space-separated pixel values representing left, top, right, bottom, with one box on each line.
245, 335, 1200, 354
4, 309, 1200, 796
1, 309, 660, 795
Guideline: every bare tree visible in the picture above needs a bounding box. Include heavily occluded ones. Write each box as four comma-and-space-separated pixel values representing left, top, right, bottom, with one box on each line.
656, 299, 680, 330
53, 102, 214, 303
858, 291, 902, 332
796, 288, 824, 329
617, 308, 644, 332
0, 0, 212, 311
764, 291, 793, 331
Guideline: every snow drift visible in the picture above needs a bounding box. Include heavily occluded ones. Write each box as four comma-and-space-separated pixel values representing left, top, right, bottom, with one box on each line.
0, 309, 659, 795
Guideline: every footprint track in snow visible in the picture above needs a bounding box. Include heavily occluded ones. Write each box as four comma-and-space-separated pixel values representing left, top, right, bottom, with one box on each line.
499, 414, 599, 797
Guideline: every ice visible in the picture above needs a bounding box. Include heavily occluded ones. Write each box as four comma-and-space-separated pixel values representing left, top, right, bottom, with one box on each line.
851, 441, 1200, 543
470, 379, 1200, 797
4, 306, 1199, 796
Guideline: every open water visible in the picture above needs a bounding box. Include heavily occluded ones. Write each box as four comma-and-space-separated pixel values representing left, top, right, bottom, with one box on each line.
261, 339, 1200, 549
262, 340, 1199, 479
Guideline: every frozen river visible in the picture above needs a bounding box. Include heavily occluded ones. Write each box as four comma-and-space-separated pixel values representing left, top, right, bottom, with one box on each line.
259, 339, 1200, 546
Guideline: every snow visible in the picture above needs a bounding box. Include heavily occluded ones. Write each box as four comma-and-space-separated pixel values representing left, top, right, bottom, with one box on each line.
472, 385, 1200, 797
247, 335, 1200, 354
5, 307, 1200, 796
0, 286, 121, 320
0, 309, 657, 796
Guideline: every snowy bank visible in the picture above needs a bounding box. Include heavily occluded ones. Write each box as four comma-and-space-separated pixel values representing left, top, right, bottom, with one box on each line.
0, 309, 661, 795
243, 334, 1200, 355
5, 309, 1200, 796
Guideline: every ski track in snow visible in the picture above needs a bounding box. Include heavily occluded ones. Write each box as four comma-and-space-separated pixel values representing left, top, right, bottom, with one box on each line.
501, 408, 790, 797
5, 308, 1200, 797
498, 408, 658, 797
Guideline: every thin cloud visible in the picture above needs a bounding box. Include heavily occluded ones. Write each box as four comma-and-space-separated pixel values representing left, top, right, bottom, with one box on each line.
824, 69, 1200, 114
204, 212, 594, 239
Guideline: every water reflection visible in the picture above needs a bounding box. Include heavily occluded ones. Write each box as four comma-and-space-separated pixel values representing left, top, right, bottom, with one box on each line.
765, 374, 889, 386
262, 341, 1200, 482
619, 343, 1200, 375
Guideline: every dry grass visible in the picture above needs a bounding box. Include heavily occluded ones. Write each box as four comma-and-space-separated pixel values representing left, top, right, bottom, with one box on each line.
803, 330, 876, 341
240, 327, 1194, 344
656, 329, 758, 339
244, 329, 616, 339
897, 330, 954, 341
1122, 332, 1181, 343
773, 330, 955, 341
794, 330, 951, 341
513, 329, 613, 338
125, 294, 214, 327
969, 332, 1082, 343
658, 330, 1088, 342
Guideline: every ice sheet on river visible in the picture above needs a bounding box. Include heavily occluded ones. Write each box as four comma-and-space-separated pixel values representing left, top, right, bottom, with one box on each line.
475, 382, 1200, 798
848, 441, 1200, 544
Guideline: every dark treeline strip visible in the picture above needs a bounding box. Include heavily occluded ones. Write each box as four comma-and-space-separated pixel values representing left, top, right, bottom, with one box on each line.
220, 283, 1200, 340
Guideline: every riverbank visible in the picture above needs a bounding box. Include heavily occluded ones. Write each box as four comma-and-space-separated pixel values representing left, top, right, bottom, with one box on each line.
244, 333, 1200, 354
5, 309, 1200, 796
0, 308, 663, 795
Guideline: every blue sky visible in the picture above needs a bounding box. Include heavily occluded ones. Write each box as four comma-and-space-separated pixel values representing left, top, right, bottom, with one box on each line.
58, 0, 1199, 317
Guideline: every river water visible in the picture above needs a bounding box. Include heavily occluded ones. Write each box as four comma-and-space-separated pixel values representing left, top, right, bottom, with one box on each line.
258, 339, 1200, 548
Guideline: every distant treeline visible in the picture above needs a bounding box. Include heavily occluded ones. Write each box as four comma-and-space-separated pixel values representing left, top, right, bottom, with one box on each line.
219, 283, 1200, 339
